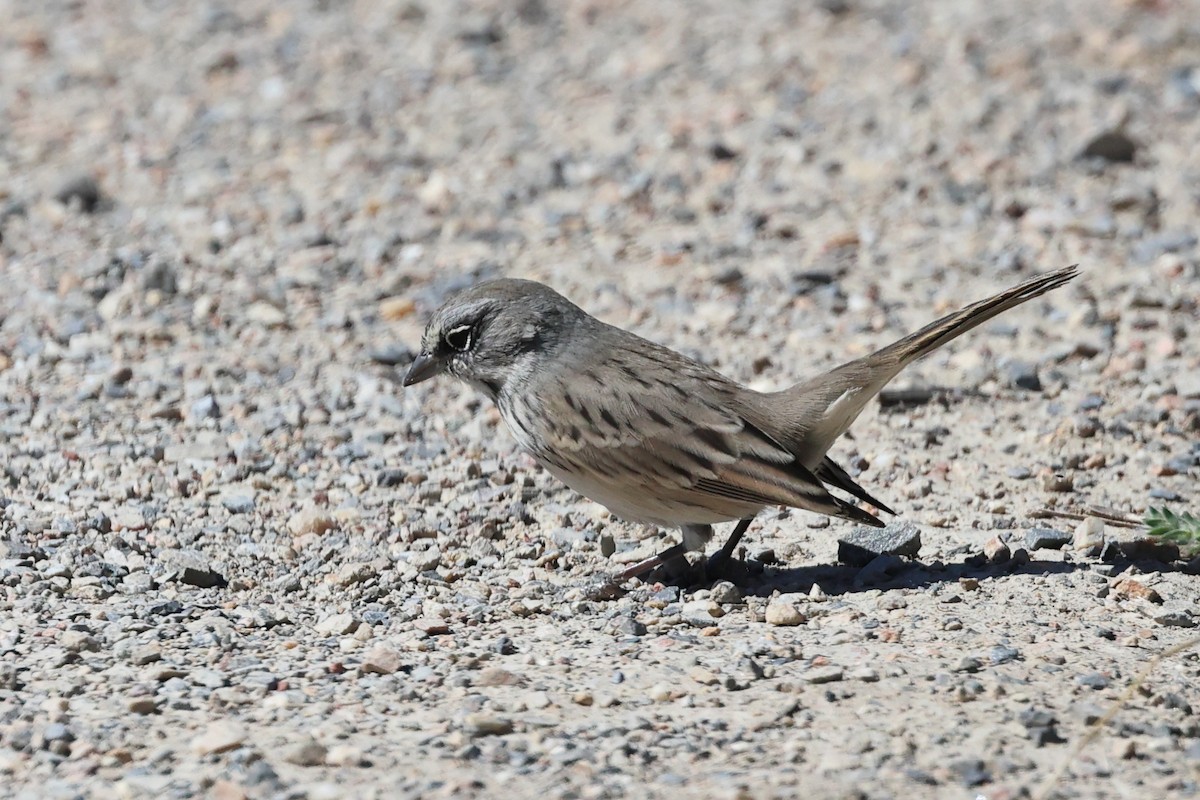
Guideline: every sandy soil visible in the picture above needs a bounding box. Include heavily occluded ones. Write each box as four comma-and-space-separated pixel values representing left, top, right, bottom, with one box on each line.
2, 1, 1199, 798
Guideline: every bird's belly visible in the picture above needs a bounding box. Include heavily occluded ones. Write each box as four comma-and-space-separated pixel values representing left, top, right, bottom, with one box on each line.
537, 460, 760, 528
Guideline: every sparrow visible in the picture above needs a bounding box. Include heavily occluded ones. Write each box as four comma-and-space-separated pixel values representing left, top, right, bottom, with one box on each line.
403, 265, 1078, 584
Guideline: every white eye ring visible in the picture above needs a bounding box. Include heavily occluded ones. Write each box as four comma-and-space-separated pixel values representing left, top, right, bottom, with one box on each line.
443, 324, 474, 352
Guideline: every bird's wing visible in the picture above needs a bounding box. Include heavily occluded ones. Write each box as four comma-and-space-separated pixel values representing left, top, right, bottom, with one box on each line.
518, 343, 883, 527
813, 455, 897, 516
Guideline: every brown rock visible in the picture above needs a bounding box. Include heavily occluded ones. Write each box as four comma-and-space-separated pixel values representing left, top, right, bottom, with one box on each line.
193, 722, 247, 755
1111, 578, 1162, 604
414, 618, 451, 635
211, 781, 248, 800
380, 296, 417, 320
984, 536, 1011, 564
361, 645, 404, 675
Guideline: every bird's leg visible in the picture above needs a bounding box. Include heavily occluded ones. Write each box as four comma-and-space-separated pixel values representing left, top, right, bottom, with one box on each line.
608, 543, 688, 584
704, 517, 755, 575
585, 542, 689, 601
588, 525, 712, 600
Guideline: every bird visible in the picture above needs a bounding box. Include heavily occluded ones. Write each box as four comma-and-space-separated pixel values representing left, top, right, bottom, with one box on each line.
403, 265, 1078, 586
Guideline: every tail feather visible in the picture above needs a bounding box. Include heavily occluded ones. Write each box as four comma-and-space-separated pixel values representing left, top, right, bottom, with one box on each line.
782, 265, 1080, 465
874, 265, 1079, 366
815, 456, 898, 516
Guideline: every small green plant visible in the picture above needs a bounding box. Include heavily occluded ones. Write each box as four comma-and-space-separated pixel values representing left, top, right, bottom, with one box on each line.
1144, 506, 1200, 549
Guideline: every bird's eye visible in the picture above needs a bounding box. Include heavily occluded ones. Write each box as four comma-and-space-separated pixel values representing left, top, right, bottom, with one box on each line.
442, 323, 475, 353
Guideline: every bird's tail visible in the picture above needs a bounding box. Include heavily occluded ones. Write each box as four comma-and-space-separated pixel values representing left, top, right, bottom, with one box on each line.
784, 265, 1079, 466
871, 265, 1079, 367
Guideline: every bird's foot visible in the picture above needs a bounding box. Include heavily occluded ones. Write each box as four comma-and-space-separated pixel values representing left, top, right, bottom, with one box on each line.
647, 554, 705, 587
584, 577, 629, 601
704, 548, 750, 583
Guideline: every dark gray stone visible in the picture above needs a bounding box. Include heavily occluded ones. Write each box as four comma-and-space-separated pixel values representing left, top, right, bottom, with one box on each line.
1076, 671, 1109, 690
1080, 130, 1138, 163
1004, 360, 1042, 391
838, 522, 921, 567
1024, 528, 1072, 551
159, 548, 227, 588
54, 175, 103, 212
220, 495, 255, 514
948, 759, 990, 787
990, 645, 1020, 665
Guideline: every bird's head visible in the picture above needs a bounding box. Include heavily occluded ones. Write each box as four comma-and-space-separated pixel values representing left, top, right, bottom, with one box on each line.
403, 278, 584, 399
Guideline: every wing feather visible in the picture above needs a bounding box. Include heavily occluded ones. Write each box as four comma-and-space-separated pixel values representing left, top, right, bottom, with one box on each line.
513, 343, 883, 527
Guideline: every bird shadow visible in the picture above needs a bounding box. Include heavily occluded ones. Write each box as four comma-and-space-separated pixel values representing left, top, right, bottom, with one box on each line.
655, 552, 1189, 599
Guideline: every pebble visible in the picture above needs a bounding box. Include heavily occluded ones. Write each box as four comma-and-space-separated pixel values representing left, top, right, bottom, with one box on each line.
127, 697, 160, 715
130, 644, 162, 665
708, 580, 743, 604
764, 597, 806, 626
1080, 129, 1138, 163
805, 666, 844, 684
193, 722, 247, 755
326, 745, 365, 767
948, 759, 991, 787
607, 616, 647, 637
283, 739, 327, 766
53, 174, 103, 212
159, 549, 227, 588
1004, 360, 1043, 391
61, 630, 101, 652
190, 668, 227, 689
1019, 707, 1066, 746
360, 645, 404, 675
990, 645, 1021, 665
189, 395, 221, 420
1111, 578, 1162, 604
849, 667, 880, 682
983, 536, 1011, 564
464, 714, 514, 737
488, 636, 516, 655
315, 612, 359, 636
1149, 606, 1197, 628
220, 494, 256, 514
837, 521, 921, 567
680, 600, 724, 627
956, 657, 982, 673
245, 301, 287, 327
1076, 672, 1110, 690
599, 533, 617, 558
476, 668, 524, 687
287, 509, 338, 537
1073, 517, 1106, 551
1024, 528, 1072, 551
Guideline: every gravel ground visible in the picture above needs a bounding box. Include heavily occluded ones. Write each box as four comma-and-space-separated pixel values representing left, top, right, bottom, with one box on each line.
3, 1, 1200, 798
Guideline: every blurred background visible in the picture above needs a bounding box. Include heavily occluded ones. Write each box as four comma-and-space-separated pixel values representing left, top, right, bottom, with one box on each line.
3, 1, 1197, 364
3, 0, 1199, 552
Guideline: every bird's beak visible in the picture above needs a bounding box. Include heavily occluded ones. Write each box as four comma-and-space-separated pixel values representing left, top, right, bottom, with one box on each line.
402, 351, 443, 386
